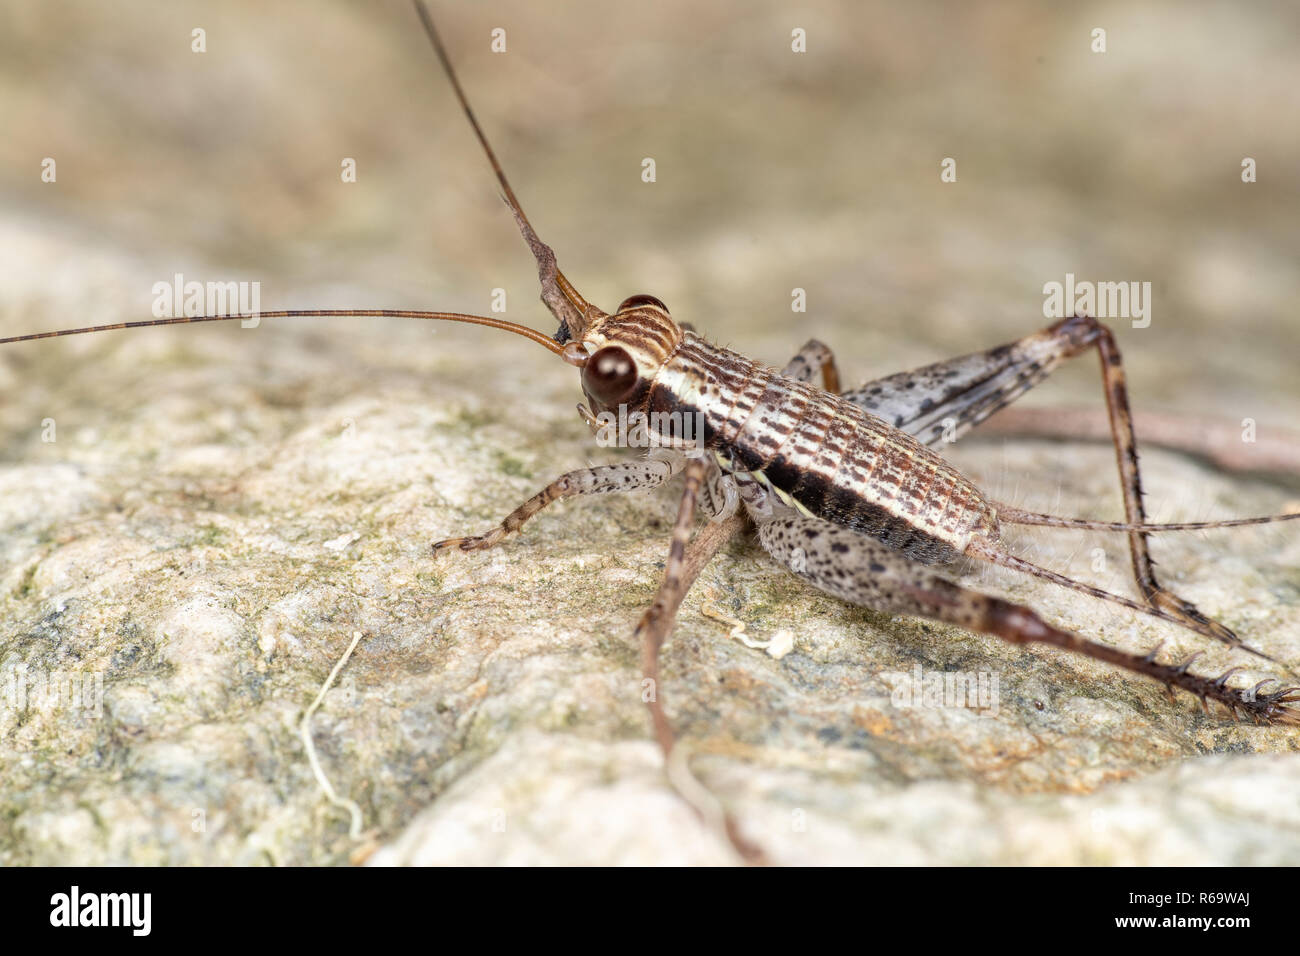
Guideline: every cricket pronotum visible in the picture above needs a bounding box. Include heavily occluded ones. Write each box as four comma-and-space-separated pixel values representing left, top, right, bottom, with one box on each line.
3, 2, 1297, 864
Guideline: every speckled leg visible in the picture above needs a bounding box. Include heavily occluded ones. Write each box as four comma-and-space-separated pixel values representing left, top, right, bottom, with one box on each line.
845, 315, 1248, 654
432, 452, 684, 554
756, 514, 1299, 723
633, 459, 766, 862
637, 457, 710, 756
842, 317, 1092, 446
782, 339, 841, 393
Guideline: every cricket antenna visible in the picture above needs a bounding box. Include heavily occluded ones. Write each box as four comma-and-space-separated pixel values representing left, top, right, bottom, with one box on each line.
997, 505, 1300, 533
1, 6, 596, 357
0, 310, 566, 354
411, 0, 603, 339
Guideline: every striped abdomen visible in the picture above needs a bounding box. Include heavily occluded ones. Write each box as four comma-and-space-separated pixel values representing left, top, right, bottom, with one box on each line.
648, 334, 999, 563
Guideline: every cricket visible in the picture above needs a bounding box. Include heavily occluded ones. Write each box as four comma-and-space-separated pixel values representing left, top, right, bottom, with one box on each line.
2, 1, 1297, 866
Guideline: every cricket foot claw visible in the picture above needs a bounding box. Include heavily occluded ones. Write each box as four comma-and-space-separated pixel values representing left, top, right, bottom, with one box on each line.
1148, 590, 1298, 678
1171, 667, 1300, 725
431, 532, 503, 555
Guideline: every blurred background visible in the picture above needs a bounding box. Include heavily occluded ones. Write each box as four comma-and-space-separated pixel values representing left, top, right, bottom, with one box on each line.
2, 0, 1297, 414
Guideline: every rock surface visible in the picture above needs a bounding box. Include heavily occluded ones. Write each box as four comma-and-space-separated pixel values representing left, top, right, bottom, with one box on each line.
1, 0, 1298, 865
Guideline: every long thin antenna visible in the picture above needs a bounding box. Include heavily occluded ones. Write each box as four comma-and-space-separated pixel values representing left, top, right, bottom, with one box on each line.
998, 505, 1300, 533
0, 309, 565, 354
411, 0, 601, 336
3, 5, 598, 353
966, 538, 1288, 668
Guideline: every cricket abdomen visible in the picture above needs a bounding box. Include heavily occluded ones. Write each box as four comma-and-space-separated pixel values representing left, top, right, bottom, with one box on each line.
650, 334, 1000, 564
780, 398, 998, 563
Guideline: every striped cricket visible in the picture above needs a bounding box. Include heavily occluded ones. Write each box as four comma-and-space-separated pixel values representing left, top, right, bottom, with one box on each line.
4, 2, 1298, 861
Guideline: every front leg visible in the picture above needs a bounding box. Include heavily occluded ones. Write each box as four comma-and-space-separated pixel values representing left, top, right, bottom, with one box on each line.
432, 452, 684, 554
632, 458, 765, 863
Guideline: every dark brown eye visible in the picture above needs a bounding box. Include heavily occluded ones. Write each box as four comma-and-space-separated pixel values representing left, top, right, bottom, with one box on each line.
582, 346, 639, 405
618, 293, 669, 314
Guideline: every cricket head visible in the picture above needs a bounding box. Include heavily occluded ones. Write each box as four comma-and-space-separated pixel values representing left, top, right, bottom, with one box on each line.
558, 294, 684, 417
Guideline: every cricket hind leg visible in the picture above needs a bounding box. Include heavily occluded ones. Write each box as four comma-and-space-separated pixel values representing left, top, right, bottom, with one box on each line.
842, 316, 1090, 446
963, 536, 1289, 670
432, 452, 684, 554
845, 315, 1256, 656
755, 514, 1300, 724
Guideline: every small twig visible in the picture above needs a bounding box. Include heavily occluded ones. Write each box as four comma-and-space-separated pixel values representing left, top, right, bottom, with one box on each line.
301, 630, 365, 840
701, 586, 794, 658
701, 586, 753, 642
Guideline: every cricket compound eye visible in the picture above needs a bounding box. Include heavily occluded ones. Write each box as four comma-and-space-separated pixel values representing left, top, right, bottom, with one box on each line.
617, 294, 669, 314
582, 346, 639, 405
